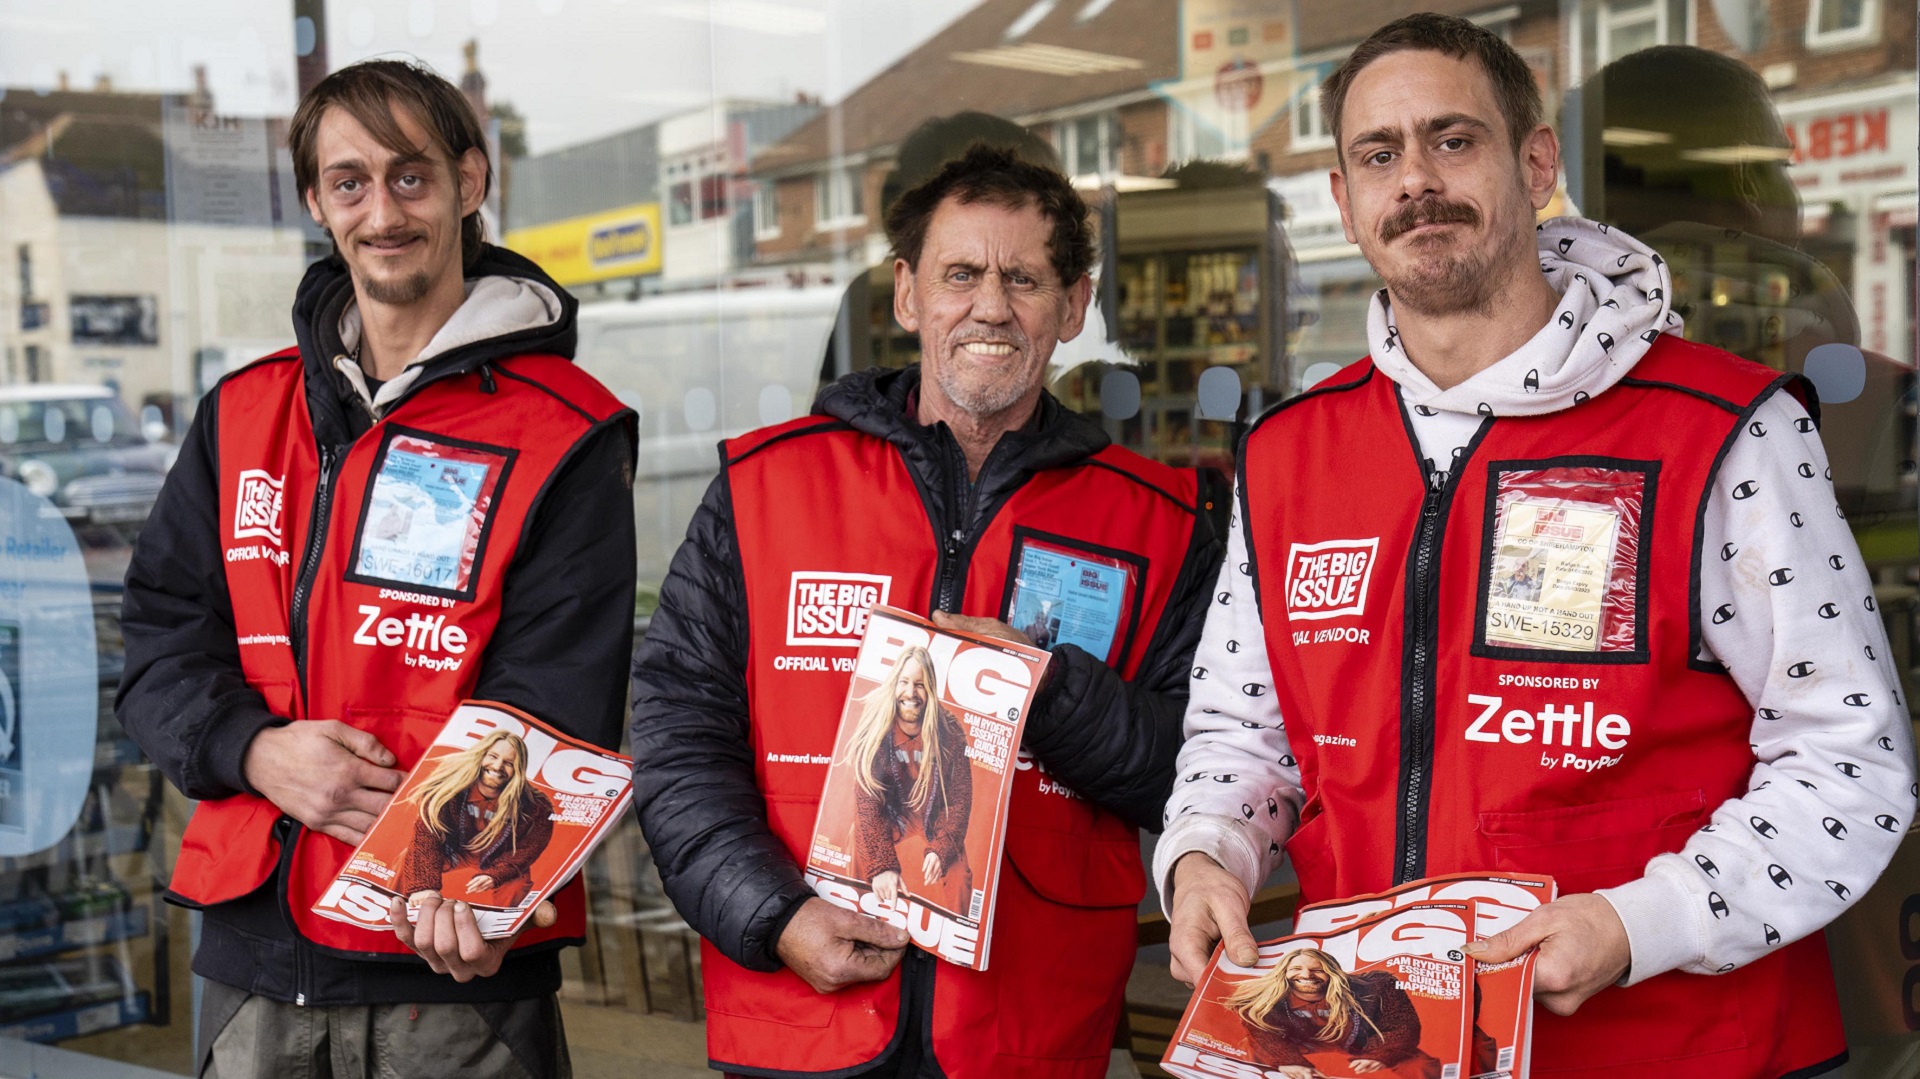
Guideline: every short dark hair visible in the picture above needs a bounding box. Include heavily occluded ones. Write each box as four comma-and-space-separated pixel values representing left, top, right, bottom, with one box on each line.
290, 59, 491, 267
1320, 13, 1543, 155
884, 144, 1095, 286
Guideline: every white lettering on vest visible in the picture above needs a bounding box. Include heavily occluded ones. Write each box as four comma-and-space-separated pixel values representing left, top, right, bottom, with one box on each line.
1465, 693, 1632, 754
786, 572, 893, 647
352, 603, 470, 671
1285, 538, 1380, 621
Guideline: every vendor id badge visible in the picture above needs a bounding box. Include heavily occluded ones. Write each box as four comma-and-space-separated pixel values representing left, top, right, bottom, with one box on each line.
1476, 459, 1656, 662
346, 429, 515, 600
1001, 528, 1145, 668
1486, 502, 1618, 650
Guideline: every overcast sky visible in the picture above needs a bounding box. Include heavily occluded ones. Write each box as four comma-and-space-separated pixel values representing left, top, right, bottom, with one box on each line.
0, 0, 979, 153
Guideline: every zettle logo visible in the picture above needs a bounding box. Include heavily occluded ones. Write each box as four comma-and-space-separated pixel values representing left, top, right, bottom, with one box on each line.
786, 571, 891, 647
233, 469, 286, 544
1285, 538, 1379, 621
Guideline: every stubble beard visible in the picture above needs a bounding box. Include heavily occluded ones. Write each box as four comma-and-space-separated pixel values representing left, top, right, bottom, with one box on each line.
932, 334, 1045, 419
358, 265, 437, 306
1382, 239, 1503, 319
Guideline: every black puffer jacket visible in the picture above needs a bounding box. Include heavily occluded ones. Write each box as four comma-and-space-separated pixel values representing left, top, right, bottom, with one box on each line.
629, 365, 1226, 974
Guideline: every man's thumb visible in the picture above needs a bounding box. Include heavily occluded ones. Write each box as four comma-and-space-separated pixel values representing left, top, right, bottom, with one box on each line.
841, 910, 909, 949
531, 901, 558, 929
1463, 909, 1549, 964
1220, 912, 1261, 967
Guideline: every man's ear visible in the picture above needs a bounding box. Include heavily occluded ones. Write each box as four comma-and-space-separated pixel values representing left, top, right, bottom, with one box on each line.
1523, 124, 1561, 212
1329, 168, 1357, 245
892, 258, 920, 334
1058, 272, 1093, 343
305, 186, 327, 229
457, 147, 489, 218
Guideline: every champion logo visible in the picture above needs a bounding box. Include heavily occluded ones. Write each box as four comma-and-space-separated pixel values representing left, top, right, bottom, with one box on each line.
1757, 707, 1783, 721
785, 571, 890, 647
1650, 287, 1664, 300
1795, 417, 1816, 433
1787, 661, 1815, 678
1818, 603, 1840, 619
1694, 854, 1718, 877
1749, 421, 1767, 437
1829, 555, 1846, 570
1225, 639, 1241, 653
1882, 736, 1898, 751
1836, 761, 1863, 778
1602, 298, 1619, 308
1769, 568, 1795, 585
1641, 329, 1660, 344
1712, 604, 1735, 624
1876, 814, 1900, 831
1768, 864, 1792, 888
1797, 462, 1816, 478
1707, 892, 1729, 918
1284, 538, 1379, 621
1751, 816, 1778, 837
1844, 693, 1871, 707
1557, 237, 1574, 254
1523, 369, 1540, 392
1721, 543, 1739, 560
233, 469, 286, 544
1826, 880, 1851, 900
1822, 817, 1847, 839
1764, 924, 1781, 946
1733, 481, 1759, 500
1597, 332, 1615, 351
1791, 512, 1805, 527
1557, 311, 1575, 329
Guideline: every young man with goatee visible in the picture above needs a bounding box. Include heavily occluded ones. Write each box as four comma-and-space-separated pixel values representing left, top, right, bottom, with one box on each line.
1158, 14, 1914, 1079
117, 60, 635, 1078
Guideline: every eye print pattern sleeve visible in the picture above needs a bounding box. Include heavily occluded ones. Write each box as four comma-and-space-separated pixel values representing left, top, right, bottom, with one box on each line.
1596, 391, 1918, 983
1151, 484, 1304, 910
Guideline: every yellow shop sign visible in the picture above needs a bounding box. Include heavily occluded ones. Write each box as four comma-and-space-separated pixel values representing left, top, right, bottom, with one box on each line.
505, 202, 663, 285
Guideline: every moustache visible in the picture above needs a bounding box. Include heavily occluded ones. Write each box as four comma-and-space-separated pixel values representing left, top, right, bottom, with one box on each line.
1380, 199, 1480, 243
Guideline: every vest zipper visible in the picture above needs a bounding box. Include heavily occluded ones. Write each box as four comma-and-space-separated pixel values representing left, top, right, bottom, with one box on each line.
1391, 410, 1491, 885
270, 816, 313, 1005
1396, 468, 1447, 884
288, 445, 342, 697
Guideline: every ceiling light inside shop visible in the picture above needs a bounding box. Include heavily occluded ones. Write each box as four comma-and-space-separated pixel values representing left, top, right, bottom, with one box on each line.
1078, 0, 1119, 20
1681, 144, 1794, 164
1005, 0, 1058, 39
952, 44, 1142, 76
1601, 127, 1673, 147
654, 0, 827, 36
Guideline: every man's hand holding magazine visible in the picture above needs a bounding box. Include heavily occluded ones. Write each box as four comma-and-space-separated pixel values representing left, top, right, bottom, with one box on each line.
389, 894, 559, 983
1462, 893, 1630, 1016
777, 899, 911, 994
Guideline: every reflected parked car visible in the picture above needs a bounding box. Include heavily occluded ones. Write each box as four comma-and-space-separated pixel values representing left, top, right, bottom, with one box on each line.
0, 386, 175, 527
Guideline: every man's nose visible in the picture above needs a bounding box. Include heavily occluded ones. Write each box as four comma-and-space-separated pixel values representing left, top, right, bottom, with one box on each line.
1397, 145, 1442, 200
365, 180, 406, 232
971, 272, 1013, 323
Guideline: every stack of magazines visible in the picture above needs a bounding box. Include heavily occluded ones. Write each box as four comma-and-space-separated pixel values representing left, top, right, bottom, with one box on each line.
803, 606, 1051, 972
314, 700, 634, 940
1163, 873, 1557, 1079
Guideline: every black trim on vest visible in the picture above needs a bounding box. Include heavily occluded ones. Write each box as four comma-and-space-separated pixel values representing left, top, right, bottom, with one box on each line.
1081, 457, 1194, 515
725, 418, 854, 467
1775, 1050, 1848, 1079
1144, 468, 1232, 680
1618, 376, 1741, 414
1469, 456, 1661, 666
340, 424, 521, 604
1392, 386, 1493, 886
1688, 373, 1801, 674
1235, 364, 1377, 619
996, 525, 1151, 670
508, 410, 637, 565
490, 362, 600, 426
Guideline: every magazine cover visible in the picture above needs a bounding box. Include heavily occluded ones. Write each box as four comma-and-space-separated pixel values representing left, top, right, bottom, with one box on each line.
1164, 899, 1475, 1079
313, 700, 633, 940
804, 605, 1050, 971
1296, 874, 1558, 1079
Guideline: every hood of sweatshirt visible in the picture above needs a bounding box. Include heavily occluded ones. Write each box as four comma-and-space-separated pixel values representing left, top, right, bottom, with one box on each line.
1366, 217, 1685, 417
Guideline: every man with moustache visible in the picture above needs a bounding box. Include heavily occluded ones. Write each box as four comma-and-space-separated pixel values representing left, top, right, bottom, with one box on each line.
1156, 14, 1914, 1079
631, 145, 1225, 1078
117, 59, 634, 1078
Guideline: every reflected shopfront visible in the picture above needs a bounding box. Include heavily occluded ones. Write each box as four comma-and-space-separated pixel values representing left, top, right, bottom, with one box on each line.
0, 0, 1913, 1076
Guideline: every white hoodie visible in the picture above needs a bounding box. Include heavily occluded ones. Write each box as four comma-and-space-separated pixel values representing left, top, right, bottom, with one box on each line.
1154, 218, 1916, 986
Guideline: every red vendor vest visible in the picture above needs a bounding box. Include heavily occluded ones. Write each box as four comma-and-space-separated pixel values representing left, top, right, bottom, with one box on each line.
1239, 335, 1845, 1079
712, 414, 1207, 1079
168, 348, 627, 959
